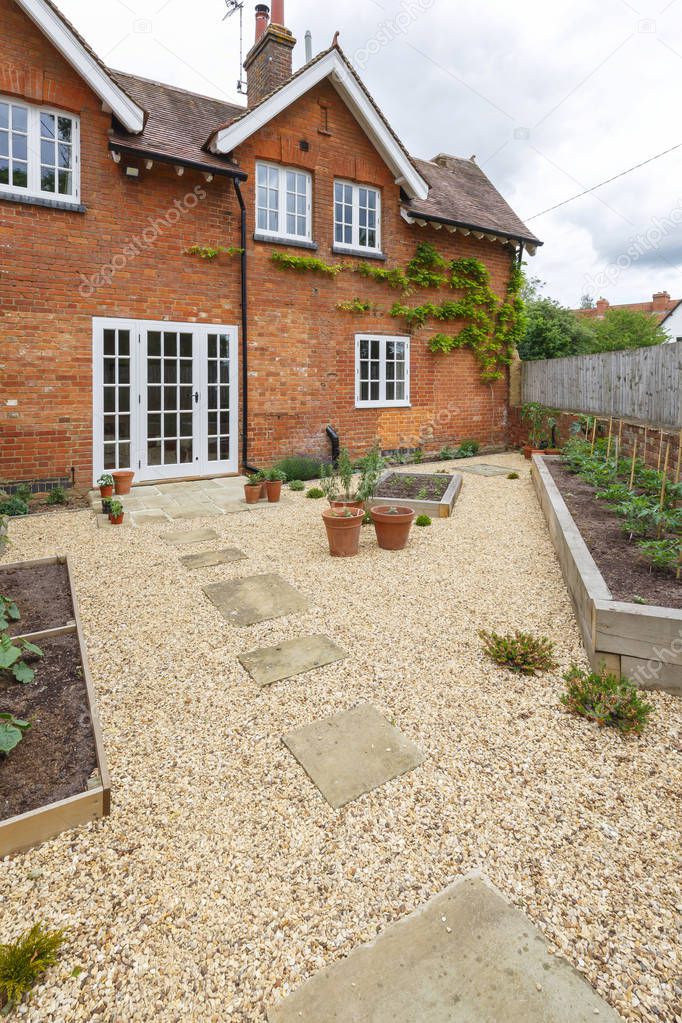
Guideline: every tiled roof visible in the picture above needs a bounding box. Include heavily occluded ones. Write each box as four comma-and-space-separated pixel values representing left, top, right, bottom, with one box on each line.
110, 72, 245, 174
575, 297, 682, 325
404, 156, 541, 247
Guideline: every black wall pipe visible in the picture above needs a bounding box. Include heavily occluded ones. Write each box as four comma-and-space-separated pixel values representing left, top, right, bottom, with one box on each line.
326, 425, 340, 466
233, 178, 259, 475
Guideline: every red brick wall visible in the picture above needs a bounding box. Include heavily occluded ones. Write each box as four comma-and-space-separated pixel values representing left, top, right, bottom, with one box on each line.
0, 0, 515, 485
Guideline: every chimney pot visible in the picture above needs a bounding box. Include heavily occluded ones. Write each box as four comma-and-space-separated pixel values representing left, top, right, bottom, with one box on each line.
652, 290, 670, 310
596, 297, 609, 315
255, 4, 269, 42
271, 0, 284, 25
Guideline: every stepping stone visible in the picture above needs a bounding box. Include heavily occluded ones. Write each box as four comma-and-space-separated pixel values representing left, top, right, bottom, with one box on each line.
166, 505, 222, 520
239, 634, 347, 687
180, 548, 247, 570
130, 511, 169, 525
164, 527, 218, 546
267, 874, 622, 1023
203, 573, 309, 626
282, 703, 423, 809
457, 463, 515, 477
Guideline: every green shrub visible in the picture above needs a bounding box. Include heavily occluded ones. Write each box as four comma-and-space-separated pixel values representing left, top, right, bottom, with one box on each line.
561, 666, 652, 735
288, 480, 305, 492
306, 487, 324, 499
480, 630, 557, 675
0, 496, 29, 517
46, 486, 67, 505
439, 446, 458, 460
274, 456, 327, 481
456, 440, 479, 459
507, 472, 520, 480
0, 923, 66, 1009
13, 484, 32, 505
637, 538, 680, 573
415, 514, 432, 527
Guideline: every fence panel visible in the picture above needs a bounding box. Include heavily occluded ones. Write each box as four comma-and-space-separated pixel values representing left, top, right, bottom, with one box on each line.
521, 342, 682, 427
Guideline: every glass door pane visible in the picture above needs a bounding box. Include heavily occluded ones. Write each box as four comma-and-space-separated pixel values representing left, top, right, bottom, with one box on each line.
146, 329, 194, 472
206, 332, 232, 466
102, 327, 132, 470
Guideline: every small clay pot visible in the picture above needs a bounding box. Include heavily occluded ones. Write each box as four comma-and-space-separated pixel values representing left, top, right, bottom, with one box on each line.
322, 507, 364, 557
101, 498, 112, 514
99, 484, 114, 499
244, 483, 262, 504
266, 480, 283, 503
371, 505, 416, 551
112, 470, 135, 495
109, 513, 124, 525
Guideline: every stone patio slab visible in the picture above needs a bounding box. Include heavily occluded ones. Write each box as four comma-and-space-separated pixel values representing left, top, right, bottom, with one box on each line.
239, 634, 347, 687
163, 527, 219, 546
267, 874, 622, 1023
457, 463, 515, 477
203, 573, 309, 626
180, 548, 247, 570
166, 505, 223, 520
282, 703, 423, 809
129, 511, 169, 525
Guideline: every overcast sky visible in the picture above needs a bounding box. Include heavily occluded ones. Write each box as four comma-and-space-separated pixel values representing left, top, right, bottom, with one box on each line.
54, 0, 682, 306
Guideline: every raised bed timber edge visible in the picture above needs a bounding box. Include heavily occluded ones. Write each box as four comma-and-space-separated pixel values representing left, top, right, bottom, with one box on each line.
0, 555, 110, 857
367, 472, 463, 519
532, 455, 681, 697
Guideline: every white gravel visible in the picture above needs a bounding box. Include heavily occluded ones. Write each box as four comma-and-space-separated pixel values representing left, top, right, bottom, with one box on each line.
1, 453, 680, 1023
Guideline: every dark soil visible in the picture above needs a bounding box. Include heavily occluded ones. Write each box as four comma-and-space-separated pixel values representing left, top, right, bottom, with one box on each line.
0, 561, 74, 635
3, 489, 90, 518
0, 632, 97, 820
546, 459, 682, 609
377, 473, 451, 501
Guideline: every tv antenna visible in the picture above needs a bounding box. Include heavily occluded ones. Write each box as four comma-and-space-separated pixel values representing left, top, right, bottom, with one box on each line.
223, 0, 247, 94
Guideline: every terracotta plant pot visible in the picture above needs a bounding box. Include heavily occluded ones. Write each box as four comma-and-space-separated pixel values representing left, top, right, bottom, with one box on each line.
260, 480, 268, 500
244, 483, 262, 504
112, 470, 135, 495
330, 498, 364, 511
109, 513, 124, 525
101, 498, 112, 514
99, 484, 114, 499
371, 505, 416, 551
322, 507, 364, 557
266, 481, 283, 503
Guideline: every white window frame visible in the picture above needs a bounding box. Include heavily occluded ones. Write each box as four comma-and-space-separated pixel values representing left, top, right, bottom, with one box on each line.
0, 95, 80, 205
355, 334, 410, 409
255, 160, 312, 242
334, 179, 382, 253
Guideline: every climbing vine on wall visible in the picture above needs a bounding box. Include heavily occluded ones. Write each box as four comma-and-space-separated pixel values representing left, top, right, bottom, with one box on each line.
270, 241, 525, 382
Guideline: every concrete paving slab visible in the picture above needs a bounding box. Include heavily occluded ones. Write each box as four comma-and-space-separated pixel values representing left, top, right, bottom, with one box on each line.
457, 463, 515, 477
282, 703, 423, 809
267, 874, 623, 1023
164, 527, 219, 546
180, 548, 247, 570
166, 505, 223, 520
129, 511, 169, 525
209, 497, 251, 514
203, 573, 309, 626
239, 634, 347, 687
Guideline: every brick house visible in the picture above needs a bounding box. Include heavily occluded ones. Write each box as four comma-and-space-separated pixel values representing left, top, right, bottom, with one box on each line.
574, 292, 682, 343
1, 0, 541, 488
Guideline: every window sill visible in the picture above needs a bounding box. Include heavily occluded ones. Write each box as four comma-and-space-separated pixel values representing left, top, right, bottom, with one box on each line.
333, 245, 386, 261
0, 191, 86, 213
355, 402, 411, 410
253, 232, 318, 251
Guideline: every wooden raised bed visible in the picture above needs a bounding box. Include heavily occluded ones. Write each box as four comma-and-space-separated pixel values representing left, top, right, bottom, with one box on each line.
532, 456, 682, 696
0, 555, 110, 857
368, 471, 463, 518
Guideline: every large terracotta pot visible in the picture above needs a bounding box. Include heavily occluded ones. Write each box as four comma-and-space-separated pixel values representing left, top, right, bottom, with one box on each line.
112, 470, 135, 495
266, 481, 283, 503
371, 505, 415, 551
244, 483, 262, 504
322, 507, 364, 557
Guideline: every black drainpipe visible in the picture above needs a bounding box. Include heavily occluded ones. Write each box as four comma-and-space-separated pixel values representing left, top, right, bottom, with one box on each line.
326, 425, 340, 467
233, 177, 259, 474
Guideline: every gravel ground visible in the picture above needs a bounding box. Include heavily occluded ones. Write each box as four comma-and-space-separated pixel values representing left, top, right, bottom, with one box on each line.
1, 453, 680, 1023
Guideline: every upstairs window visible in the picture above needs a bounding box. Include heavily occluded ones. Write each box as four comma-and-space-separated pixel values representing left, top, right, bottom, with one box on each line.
0, 97, 79, 204
256, 161, 312, 242
355, 334, 410, 408
334, 180, 381, 253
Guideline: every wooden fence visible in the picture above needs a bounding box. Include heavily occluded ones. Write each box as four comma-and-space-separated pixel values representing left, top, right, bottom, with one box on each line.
522, 342, 682, 428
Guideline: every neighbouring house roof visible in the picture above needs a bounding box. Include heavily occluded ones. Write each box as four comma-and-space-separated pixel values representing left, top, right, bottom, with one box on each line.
110, 72, 246, 177
14, 0, 145, 132
574, 293, 682, 325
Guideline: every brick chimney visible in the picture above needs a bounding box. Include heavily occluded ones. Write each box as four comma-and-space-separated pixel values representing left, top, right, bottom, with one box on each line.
244, 2, 296, 108
652, 290, 670, 312
596, 297, 609, 316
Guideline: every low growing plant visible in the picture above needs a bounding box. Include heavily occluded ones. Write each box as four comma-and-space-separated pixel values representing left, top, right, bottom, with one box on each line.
456, 440, 480, 459
0, 495, 29, 517
479, 629, 558, 675
416, 487, 428, 500
97, 473, 114, 488
274, 456, 328, 482
0, 922, 66, 1011
507, 472, 520, 480
46, 486, 67, 506
288, 479, 305, 492
439, 446, 458, 460
0, 713, 30, 755
0, 634, 43, 684
0, 596, 20, 632
561, 665, 652, 735
415, 514, 432, 527
108, 499, 124, 519
637, 538, 680, 573
306, 487, 324, 499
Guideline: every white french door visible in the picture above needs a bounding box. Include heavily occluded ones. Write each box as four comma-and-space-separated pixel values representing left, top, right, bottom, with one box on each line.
93, 318, 238, 484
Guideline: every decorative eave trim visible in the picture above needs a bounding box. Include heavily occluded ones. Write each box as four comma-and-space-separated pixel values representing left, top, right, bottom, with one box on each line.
14, 0, 146, 133
209, 49, 429, 201
400, 208, 539, 256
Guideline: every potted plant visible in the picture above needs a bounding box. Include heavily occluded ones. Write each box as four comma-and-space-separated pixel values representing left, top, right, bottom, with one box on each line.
112, 469, 135, 495
330, 449, 364, 511
101, 497, 113, 515
265, 468, 287, 503
244, 473, 263, 504
322, 506, 364, 557
97, 473, 114, 499
357, 443, 386, 506
371, 505, 415, 550
108, 499, 124, 525
521, 403, 560, 459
